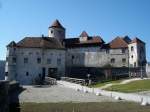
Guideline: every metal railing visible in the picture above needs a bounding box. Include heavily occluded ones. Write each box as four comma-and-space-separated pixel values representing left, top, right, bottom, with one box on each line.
61, 77, 85, 85
45, 77, 57, 85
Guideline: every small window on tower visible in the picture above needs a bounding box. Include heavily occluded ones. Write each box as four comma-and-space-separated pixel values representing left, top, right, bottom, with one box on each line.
12, 57, 16, 63
51, 30, 53, 34
131, 46, 134, 51
131, 55, 133, 59
6, 57, 8, 62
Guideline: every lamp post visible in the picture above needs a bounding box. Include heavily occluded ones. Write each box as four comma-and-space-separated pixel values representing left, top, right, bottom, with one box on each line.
87, 74, 91, 85
140, 66, 143, 79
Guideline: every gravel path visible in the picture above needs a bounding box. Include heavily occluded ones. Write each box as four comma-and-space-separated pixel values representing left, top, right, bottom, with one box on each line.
16, 84, 117, 103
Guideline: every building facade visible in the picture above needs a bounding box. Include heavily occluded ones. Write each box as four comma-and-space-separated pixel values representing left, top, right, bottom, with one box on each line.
5, 20, 146, 84
0, 60, 5, 80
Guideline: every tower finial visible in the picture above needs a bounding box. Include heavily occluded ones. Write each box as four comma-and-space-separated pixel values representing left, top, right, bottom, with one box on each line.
49, 19, 65, 29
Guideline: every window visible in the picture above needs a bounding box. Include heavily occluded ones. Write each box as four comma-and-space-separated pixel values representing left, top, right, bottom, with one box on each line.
111, 58, 115, 63
47, 59, 51, 64
57, 58, 61, 65
37, 58, 41, 64
122, 49, 126, 53
72, 55, 74, 59
26, 72, 29, 76
51, 30, 53, 34
131, 46, 134, 51
131, 55, 133, 59
29, 52, 32, 55
12, 57, 16, 63
134, 62, 136, 67
6, 57, 8, 62
122, 58, 126, 63
24, 58, 28, 64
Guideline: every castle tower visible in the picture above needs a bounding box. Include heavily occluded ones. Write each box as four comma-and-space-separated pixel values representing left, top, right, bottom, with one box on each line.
5, 41, 17, 81
48, 19, 65, 43
128, 38, 146, 67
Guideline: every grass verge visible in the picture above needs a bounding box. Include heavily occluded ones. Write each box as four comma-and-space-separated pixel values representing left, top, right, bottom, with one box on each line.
105, 79, 150, 93
10, 102, 150, 112
89, 79, 123, 88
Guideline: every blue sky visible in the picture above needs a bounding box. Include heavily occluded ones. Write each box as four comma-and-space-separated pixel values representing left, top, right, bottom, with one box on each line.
0, 0, 150, 61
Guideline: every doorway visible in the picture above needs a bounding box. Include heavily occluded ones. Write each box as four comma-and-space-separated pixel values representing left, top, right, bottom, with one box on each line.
48, 68, 57, 78
42, 67, 46, 80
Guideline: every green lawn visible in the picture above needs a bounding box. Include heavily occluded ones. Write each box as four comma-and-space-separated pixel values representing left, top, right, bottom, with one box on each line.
105, 79, 150, 93
10, 102, 150, 112
89, 79, 123, 88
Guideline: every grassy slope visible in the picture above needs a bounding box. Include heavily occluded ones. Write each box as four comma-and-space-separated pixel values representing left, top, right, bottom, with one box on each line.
16, 102, 150, 112
89, 79, 123, 88
105, 79, 150, 93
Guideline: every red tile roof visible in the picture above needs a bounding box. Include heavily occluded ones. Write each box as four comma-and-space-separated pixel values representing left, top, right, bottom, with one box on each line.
109, 37, 128, 48
49, 19, 65, 29
15, 37, 64, 49
65, 36, 105, 48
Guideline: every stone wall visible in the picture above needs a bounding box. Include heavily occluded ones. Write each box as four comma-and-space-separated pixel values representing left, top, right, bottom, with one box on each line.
6, 47, 65, 85
66, 67, 145, 81
66, 48, 129, 68
0, 61, 5, 80
0, 80, 9, 112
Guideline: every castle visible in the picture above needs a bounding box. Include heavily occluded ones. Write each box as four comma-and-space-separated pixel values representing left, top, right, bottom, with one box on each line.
5, 20, 146, 84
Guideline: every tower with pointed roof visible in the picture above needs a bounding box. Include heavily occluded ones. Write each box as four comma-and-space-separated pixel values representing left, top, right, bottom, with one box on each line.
48, 19, 65, 43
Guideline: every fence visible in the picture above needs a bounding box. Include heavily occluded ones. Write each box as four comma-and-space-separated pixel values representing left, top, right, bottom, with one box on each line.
45, 77, 57, 85
61, 77, 86, 85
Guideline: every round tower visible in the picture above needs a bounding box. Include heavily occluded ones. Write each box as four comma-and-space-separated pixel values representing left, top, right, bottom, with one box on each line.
48, 19, 65, 43
5, 41, 17, 81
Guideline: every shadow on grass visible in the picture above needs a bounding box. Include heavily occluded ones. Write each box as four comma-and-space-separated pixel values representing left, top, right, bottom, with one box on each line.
9, 87, 26, 112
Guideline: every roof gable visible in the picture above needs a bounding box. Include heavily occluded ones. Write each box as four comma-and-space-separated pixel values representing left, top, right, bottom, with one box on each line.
109, 37, 128, 48
131, 37, 145, 44
79, 31, 89, 37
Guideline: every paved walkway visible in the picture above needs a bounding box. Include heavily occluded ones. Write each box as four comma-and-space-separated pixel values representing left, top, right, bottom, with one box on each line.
12, 84, 117, 103
58, 80, 150, 104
